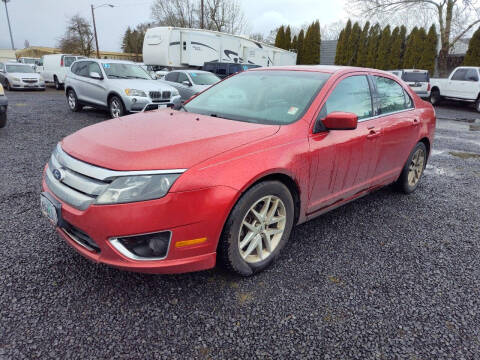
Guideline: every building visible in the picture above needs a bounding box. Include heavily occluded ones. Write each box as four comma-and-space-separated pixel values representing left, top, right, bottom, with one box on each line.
0, 49, 17, 62
320, 40, 338, 65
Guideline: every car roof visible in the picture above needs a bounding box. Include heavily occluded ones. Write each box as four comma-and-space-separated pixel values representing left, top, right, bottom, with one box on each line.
248, 65, 394, 76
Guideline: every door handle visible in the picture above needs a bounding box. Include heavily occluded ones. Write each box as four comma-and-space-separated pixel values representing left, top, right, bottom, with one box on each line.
366, 129, 380, 139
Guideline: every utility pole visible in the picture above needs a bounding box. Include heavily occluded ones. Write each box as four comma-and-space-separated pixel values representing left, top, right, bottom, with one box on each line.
2, 0, 15, 50
200, 0, 204, 29
91, 5, 100, 58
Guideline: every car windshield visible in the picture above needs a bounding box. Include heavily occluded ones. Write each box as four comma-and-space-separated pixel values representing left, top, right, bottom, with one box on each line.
402, 72, 429, 82
190, 72, 220, 85
102, 63, 152, 80
184, 70, 330, 125
6, 64, 35, 73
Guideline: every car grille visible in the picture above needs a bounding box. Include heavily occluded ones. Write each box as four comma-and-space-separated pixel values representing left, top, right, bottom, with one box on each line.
22, 79, 38, 83
45, 145, 113, 210
149, 91, 171, 101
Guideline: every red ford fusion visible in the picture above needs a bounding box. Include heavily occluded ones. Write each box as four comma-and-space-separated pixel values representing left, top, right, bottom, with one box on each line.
41, 66, 435, 276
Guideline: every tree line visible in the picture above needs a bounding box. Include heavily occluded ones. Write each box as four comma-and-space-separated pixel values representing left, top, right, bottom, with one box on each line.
334, 20, 438, 75
274, 21, 321, 65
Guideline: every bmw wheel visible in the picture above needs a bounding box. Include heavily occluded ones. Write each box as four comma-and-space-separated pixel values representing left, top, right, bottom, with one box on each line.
67, 89, 82, 112
218, 181, 295, 276
109, 96, 125, 118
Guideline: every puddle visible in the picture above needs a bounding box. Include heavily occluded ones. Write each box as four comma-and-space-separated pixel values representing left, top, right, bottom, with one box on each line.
425, 164, 458, 177
449, 151, 480, 160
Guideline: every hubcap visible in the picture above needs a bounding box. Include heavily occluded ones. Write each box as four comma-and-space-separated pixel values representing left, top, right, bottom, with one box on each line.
68, 93, 75, 109
408, 148, 425, 187
111, 99, 121, 118
238, 195, 286, 263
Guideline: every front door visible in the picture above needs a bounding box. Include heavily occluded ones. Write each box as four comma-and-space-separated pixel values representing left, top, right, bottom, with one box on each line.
308, 74, 381, 214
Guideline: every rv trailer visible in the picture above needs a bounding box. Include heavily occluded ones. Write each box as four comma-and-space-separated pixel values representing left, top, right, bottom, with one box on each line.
143, 27, 297, 68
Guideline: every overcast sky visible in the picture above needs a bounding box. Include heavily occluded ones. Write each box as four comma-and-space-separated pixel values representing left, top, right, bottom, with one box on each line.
0, 0, 346, 51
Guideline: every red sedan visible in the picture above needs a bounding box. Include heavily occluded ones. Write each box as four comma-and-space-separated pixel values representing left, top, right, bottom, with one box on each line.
41, 66, 435, 276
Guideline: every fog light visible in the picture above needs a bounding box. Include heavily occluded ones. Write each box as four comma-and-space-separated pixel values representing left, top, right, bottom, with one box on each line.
112, 231, 171, 260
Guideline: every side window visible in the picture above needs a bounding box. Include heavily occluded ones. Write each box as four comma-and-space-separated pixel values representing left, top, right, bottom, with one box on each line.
71, 62, 78, 74
177, 72, 189, 84
165, 72, 179, 82
465, 68, 479, 82
88, 62, 102, 77
451, 68, 467, 81
320, 75, 373, 120
374, 76, 409, 115
75, 62, 89, 77
404, 90, 414, 109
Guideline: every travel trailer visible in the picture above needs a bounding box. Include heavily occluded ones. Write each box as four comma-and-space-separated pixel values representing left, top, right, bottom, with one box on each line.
143, 27, 297, 68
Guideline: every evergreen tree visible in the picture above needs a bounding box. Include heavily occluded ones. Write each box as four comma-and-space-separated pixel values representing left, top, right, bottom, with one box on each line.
376, 25, 391, 70
275, 26, 285, 49
335, 29, 346, 65
340, 19, 353, 65
398, 26, 407, 68
312, 20, 321, 64
285, 26, 292, 50
356, 21, 370, 67
419, 24, 437, 74
297, 29, 305, 64
303, 23, 314, 64
403, 27, 418, 68
291, 35, 298, 54
346, 22, 362, 65
122, 27, 132, 53
365, 23, 381, 68
464, 26, 480, 66
415, 27, 428, 68
388, 27, 401, 69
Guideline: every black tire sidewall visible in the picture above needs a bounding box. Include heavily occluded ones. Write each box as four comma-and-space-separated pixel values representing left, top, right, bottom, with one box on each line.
219, 181, 295, 276
0, 113, 6, 128
5, 80, 10, 91
430, 89, 440, 105
396, 142, 427, 194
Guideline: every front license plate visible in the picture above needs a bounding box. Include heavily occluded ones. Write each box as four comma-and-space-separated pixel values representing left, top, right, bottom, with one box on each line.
157, 104, 167, 109
40, 194, 58, 226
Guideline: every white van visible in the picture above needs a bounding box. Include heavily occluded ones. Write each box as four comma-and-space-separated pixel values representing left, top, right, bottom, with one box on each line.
41, 54, 86, 90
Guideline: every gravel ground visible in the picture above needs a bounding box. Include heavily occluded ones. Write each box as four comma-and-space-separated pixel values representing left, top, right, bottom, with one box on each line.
1, 89, 479, 359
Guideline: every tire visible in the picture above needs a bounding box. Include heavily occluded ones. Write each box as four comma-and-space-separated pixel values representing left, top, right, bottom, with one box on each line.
109, 95, 125, 118
218, 181, 295, 276
475, 97, 480, 113
54, 76, 62, 90
67, 89, 82, 112
430, 88, 441, 105
0, 113, 6, 129
5, 80, 11, 91
395, 142, 427, 194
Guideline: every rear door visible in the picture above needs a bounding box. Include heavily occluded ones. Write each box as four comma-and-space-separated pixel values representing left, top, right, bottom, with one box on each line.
370, 75, 420, 182
446, 68, 468, 98
460, 68, 479, 100
308, 74, 382, 214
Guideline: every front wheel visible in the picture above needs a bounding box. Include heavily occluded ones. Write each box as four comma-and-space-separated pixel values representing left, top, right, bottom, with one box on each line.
395, 142, 427, 194
109, 96, 125, 118
475, 98, 480, 113
67, 89, 82, 112
218, 181, 295, 276
5, 80, 11, 91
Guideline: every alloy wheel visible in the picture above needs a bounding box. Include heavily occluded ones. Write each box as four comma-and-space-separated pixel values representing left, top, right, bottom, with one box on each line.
408, 148, 425, 187
68, 92, 76, 109
110, 99, 122, 118
238, 195, 286, 263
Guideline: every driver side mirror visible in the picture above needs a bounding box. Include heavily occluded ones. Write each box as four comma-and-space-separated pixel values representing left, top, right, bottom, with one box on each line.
322, 112, 358, 130
182, 80, 192, 87
90, 71, 103, 80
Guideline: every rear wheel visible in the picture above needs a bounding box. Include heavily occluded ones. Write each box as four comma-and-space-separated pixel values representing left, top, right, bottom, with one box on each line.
54, 76, 62, 90
218, 181, 295, 276
430, 88, 441, 105
109, 96, 125, 118
395, 142, 427, 194
67, 89, 82, 112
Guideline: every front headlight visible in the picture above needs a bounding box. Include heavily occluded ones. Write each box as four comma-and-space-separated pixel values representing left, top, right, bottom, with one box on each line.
171, 89, 179, 96
95, 174, 181, 205
0, 86, 4, 95
125, 88, 147, 97
11, 77, 20, 82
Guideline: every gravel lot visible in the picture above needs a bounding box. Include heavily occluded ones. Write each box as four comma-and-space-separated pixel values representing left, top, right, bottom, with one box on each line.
1, 88, 479, 359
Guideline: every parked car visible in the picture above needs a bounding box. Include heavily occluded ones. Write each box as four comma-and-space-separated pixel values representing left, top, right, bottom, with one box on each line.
163, 69, 220, 101
0, 83, 7, 128
41, 54, 86, 90
203, 62, 261, 79
0, 62, 45, 90
41, 66, 435, 276
389, 69, 430, 99
18, 57, 40, 70
430, 66, 480, 111
65, 59, 181, 118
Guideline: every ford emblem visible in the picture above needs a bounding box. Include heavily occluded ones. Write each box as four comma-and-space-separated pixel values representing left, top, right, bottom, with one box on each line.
52, 168, 65, 181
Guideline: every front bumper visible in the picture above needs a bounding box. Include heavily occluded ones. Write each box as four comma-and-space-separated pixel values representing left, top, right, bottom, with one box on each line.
42, 176, 238, 274
11, 81, 45, 89
123, 95, 182, 113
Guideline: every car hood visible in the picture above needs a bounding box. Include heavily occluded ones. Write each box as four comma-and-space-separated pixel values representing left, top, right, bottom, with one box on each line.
9, 72, 42, 79
61, 110, 280, 170
109, 79, 176, 92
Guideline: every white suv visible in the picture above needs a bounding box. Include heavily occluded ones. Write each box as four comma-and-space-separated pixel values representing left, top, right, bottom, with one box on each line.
65, 59, 181, 118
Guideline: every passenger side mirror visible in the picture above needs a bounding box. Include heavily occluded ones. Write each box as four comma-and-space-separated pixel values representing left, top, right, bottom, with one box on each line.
322, 112, 358, 130
90, 71, 103, 80
182, 80, 192, 87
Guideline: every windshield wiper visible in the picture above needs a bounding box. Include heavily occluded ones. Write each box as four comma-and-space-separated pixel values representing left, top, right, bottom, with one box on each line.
125, 76, 147, 80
